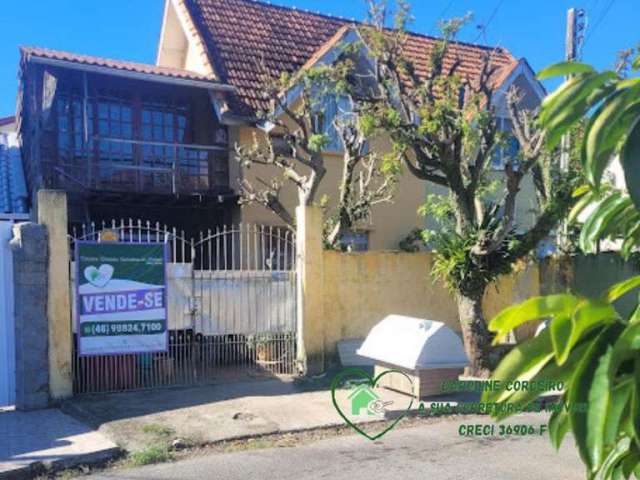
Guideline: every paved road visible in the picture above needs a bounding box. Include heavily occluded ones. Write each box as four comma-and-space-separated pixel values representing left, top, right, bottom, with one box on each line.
89, 414, 584, 480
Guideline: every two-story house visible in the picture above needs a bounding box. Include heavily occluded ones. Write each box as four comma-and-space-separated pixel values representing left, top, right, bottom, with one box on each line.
18, 47, 237, 237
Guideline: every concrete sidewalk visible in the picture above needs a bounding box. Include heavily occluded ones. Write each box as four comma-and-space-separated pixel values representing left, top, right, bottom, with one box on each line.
63, 378, 478, 453
0, 409, 119, 479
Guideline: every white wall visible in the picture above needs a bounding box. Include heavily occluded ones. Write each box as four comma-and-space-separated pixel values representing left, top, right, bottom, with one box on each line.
0, 221, 15, 407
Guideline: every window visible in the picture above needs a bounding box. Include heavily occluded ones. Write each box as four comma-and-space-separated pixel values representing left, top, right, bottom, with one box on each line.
56, 94, 92, 169
491, 118, 520, 170
312, 94, 353, 153
52, 86, 229, 192
96, 98, 134, 184
140, 103, 190, 190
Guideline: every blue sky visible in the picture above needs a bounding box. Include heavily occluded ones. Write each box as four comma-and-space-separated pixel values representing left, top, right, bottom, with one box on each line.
0, 0, 636, 117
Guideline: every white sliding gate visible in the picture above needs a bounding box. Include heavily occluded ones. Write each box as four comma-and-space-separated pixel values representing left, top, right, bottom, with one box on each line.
0, 221, 16, 407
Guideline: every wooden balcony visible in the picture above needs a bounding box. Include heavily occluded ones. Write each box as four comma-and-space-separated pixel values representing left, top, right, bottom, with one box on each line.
43, 137, 230, 196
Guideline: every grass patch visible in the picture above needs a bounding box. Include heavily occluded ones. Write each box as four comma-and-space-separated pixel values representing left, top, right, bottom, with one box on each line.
141, 424, 174, 437
129, 444, 173, 466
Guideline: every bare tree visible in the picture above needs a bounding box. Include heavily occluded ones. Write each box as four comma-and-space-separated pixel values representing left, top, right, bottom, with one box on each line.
236, 63, 397, 246
346, 3, 576, 376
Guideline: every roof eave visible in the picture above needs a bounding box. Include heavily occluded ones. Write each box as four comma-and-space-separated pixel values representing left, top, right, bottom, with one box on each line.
27, 55, 236, 92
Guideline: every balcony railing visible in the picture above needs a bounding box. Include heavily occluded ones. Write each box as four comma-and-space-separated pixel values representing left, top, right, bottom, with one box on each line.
45, 137, 230, 195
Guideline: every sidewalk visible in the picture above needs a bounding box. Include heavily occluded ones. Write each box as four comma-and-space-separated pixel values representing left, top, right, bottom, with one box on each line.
62, 377, 477, 453
0, 409, 119, 479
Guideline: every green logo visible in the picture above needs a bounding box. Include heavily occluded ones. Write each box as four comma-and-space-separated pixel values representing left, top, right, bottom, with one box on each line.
331, 367, 414, 440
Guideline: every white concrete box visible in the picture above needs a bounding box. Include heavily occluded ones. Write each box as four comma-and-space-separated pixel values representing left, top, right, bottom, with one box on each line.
357, 315, 469, 399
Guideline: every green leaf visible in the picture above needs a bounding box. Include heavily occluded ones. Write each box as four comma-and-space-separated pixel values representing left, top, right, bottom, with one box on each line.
537, 61, 595, 80
574, 184, 593, 198
621, 445, 640, 478
549, 402, 571, 450
605, 276, 640, 303
492, 339, 592, 421
568, 299, 619, 348
488, 294, 578, 344
579, 193, 630, 253
539, 74, 591, 128
550, 314, 574, 364
597, 437, 632, 480
622, 118, 640, 211
539, 75, 589, 126
569, 189, 596, 224
482, 329, 555, 404
585, 86, 640, 185
543, 72, 617, 149
604, 379, 634, 448
569, 324, 626, 471
610, 323, 640, 375
588, 347, 614, 470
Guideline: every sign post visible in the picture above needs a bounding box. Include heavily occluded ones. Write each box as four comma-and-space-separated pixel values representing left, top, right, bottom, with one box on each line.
75, 242, 168, 356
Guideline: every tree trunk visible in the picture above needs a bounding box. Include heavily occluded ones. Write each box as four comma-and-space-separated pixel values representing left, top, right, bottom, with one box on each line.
457, 290, 493, 378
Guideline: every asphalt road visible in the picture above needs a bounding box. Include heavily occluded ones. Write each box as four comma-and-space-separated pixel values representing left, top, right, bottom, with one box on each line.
89, 414, 585, 480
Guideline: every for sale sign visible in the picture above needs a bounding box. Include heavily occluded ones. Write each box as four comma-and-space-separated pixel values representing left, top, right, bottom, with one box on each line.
75, 242, 168, 356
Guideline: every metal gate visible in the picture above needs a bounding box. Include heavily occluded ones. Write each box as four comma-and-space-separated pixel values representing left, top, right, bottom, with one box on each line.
69, 219, 297, 394
0, 221, 16, 407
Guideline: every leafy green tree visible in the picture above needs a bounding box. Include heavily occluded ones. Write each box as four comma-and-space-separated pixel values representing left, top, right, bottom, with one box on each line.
484, 51, 640, 479
346, 2, 576, 376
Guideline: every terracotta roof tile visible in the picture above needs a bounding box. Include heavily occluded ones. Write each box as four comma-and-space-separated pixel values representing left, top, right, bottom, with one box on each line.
20, 46, 218, 83
184, 0, 518, 117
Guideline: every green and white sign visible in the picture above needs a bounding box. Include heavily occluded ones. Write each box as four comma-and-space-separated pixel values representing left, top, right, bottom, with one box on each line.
76, 242, 168, 356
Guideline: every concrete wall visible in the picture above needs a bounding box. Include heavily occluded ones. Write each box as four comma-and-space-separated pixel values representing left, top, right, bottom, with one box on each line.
37, 190, 73, 400
11, 222, 49, 410
541, 253, 640, 319
319, 251, 540, 358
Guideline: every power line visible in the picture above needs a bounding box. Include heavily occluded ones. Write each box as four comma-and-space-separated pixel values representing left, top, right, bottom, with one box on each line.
473, 0, 505, 43
584, 0, 617, 47
431, 0, 455, 34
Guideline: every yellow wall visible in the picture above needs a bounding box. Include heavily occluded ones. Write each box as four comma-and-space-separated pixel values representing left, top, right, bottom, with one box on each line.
319, 250, 540, 356
235, 125, 426, 250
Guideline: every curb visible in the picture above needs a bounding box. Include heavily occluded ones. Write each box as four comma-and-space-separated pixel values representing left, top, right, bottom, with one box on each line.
0, 446, 123, 480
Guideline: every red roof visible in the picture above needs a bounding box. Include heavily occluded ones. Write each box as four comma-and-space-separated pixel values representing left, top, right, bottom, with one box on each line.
20, 46, 218, 83
183, 0, 518, 116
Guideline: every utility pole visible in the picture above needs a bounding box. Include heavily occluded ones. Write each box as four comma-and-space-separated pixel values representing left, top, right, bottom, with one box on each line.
560, 8, 586, 170
559, 8, 586, 249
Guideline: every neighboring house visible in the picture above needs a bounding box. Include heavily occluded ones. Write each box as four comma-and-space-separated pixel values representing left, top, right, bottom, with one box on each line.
15, 0, 546, 249
0, 116, 29, 221
155, 0, 547, 249
18, 48, 237, 236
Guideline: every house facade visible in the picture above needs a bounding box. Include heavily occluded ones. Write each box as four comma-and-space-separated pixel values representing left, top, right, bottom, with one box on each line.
18, 48, 237, 237
17, 0, 547, 250
154, 0, 547, 250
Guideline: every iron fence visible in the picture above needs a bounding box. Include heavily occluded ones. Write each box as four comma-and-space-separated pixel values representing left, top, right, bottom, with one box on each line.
68, 220, 298, 394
